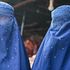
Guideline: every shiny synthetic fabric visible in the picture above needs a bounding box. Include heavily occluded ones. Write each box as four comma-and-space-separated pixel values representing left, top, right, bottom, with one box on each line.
32, 5, 70, 70
0, 2, 31, 70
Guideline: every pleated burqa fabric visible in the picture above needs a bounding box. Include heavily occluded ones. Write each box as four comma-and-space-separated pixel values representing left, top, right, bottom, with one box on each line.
32, 5, 70, 70
0, 2, 31, 70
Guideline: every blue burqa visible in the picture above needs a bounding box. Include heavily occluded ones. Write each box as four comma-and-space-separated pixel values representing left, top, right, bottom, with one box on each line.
32, 5, 70, 70
0, 2, 31, 70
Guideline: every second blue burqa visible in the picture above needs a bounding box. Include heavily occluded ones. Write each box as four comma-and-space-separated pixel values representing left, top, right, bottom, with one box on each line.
0, 2, 30, 70
32, 5, 70, 70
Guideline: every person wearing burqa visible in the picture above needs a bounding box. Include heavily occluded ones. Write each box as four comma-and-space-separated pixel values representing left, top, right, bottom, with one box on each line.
0, 1, 31, 70
32, 5, 70, 70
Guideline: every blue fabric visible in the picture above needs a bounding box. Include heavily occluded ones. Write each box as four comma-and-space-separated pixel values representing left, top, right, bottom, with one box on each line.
32, 5, 70, 70
0, 2, 31, 70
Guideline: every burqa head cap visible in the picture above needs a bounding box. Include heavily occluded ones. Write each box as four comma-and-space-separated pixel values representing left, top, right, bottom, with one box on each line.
50, 5, 70, 32
51, 5, 70, 25
0, 1, 14, 15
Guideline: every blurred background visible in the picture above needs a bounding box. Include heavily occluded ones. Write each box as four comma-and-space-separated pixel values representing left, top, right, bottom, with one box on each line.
1, 0, 70, 67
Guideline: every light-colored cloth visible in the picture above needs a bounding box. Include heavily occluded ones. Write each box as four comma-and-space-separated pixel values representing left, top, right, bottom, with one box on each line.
29, 55, 36, 68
